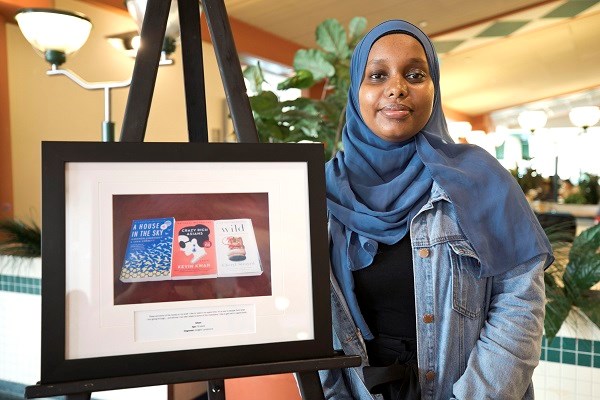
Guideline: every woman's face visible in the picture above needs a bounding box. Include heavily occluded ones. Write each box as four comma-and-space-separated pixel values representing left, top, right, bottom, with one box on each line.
358, 33, 434, 142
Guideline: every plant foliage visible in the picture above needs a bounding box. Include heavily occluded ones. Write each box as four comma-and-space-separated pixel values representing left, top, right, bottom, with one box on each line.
544, 223, 600, 344
0, 218, 41, 258
243, 17, 368, 159
510, 167, 546, 195
577, 173, 599, 205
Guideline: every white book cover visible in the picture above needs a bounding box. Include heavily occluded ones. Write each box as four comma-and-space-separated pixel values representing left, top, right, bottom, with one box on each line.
214, 218, 263, 277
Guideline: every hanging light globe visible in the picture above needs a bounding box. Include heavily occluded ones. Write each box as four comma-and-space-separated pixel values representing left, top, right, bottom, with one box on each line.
568, 106, 600, 131
517, 110, 547, 133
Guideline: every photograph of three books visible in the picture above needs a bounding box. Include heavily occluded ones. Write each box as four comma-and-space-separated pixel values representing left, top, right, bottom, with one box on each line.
121, 217, 263, 282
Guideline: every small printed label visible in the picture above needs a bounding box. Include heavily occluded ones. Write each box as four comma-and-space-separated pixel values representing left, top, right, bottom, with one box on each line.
135, 304, 256, 342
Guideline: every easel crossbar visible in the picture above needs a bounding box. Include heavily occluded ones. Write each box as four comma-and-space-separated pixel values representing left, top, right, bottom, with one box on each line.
25, 355, 361, 399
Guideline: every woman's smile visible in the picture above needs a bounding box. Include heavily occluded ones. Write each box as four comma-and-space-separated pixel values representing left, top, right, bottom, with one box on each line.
379, 103, 412, 119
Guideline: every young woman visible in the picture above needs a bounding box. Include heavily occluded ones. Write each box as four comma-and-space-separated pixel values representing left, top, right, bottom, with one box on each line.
320, 20, 553, 400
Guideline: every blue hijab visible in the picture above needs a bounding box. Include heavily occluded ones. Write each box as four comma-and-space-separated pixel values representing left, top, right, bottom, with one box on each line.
326, 20, 553, 290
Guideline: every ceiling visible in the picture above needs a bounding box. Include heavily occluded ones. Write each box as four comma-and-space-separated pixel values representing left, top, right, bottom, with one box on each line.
222, 0, 600, 119
6, 0, 600, 122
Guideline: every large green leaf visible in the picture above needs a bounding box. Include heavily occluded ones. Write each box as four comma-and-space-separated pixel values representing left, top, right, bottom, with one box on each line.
289, 130, 317, 142
329, 63, 351, 92
316, 19, 350, 59
323, 88, 349, 111
348, 17, 367, 48
293, 49, 335, 82
315, 99, 343, 124
281, 97, 316, 110
255, 118, 286, 141
295, 121, 321, 139
578, 290, 600, 328
545, 223, 600, 342
568, 223, 600, 267
564, 224, 600, 292
543, 220, 577, 246
277, 69, 315, 90
544, 285, 572, 344
249, 91, 280, 118
279, 108, 319, 121
243, 64, 264, 94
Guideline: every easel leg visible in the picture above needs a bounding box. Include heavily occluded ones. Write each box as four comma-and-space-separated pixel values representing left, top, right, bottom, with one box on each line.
207, 379, 225, 400
120, 0, 171, 142
177, 0, 208, 143
296, 371, 325, 400
203, 0, 259, 143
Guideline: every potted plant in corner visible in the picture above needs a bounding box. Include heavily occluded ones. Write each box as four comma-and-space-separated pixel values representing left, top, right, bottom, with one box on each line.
0, 218, 42, 397
0, 218, 41, 275
544, 222, 600, 344
0, 218, 41, 258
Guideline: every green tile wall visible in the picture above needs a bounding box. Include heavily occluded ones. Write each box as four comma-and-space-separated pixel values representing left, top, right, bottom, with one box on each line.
0, 274, 41, 295
541, 335, 600, 367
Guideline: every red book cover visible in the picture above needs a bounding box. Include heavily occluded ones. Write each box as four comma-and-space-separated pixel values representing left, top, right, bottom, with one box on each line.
171, 220, 218, 279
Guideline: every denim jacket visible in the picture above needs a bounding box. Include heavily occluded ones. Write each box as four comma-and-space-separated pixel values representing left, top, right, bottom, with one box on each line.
319, 182, 546, 400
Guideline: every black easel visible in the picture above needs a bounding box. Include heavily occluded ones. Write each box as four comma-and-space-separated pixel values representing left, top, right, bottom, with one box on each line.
120, 0, 258, 144
25, 1, 360, 399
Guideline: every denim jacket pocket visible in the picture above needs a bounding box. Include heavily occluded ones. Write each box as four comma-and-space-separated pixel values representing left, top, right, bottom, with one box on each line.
449, 240, 486, 319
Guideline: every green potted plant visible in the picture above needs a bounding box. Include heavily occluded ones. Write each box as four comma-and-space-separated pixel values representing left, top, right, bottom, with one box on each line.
509, 166, 549, 201
544, 222, 600, 343
0, 218, 41, 259
243, 17, 367, 159
565, 173, 599, 205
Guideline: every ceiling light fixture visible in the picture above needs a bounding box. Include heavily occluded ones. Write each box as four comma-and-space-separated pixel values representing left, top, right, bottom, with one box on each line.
14, 4, 181, 142
106, 0, 184, 64
15, 9, 92, 67
568, 106, 600, 132
517, 110, 547, 133
105, 31, 141, 59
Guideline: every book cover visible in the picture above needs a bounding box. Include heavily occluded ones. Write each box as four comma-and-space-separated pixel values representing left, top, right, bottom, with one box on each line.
214, 218, 263, 277
120, 217, 175, 282
171, 220, 218, 279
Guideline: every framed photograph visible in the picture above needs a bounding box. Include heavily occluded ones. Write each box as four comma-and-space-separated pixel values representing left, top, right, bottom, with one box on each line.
41, 142, 332, 384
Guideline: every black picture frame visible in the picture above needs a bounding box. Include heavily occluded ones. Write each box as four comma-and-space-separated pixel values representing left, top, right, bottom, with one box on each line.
41, 141, 333, 384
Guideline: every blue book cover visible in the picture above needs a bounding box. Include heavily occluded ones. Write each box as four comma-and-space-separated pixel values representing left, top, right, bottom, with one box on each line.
120, 217, 175, 282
